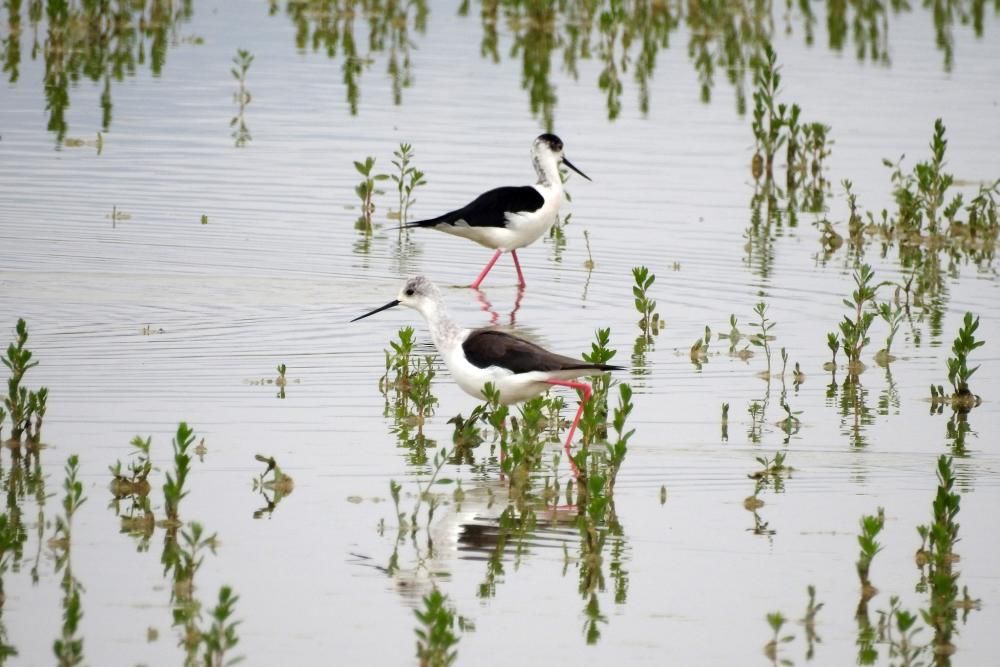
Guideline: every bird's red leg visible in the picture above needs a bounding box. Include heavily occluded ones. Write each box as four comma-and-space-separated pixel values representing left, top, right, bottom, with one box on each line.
544, 379, 593, 475
471, 249, 504, 289
510, 249, 527, 288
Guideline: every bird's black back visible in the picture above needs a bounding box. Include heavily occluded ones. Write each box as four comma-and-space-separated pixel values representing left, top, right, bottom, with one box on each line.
462, 328, 623, 374
406, 186, 544, 229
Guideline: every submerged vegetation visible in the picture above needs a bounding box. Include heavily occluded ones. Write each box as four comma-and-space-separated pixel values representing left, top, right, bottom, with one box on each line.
0, 1, 997, 664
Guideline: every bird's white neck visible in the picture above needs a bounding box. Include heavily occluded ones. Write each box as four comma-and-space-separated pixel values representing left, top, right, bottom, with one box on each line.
417, 299, 464, 353
531, 149, 562, 190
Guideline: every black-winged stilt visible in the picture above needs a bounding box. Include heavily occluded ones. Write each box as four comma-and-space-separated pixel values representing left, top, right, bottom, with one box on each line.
404, 134, 591, 289
351, 276, 622, 461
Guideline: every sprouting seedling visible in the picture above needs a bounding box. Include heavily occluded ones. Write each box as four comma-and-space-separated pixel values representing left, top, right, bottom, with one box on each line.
799, 585, 824, 661
391, 143, 427, 224
855, 507, 885, 601
230, 49, 253, 147
751, 451, 792, 483
763, 611, 795, 663
875, 301, 905, 366
354, 156, 390, 232
838, 264, 882, 375
479, 382, 509, 445
721, 402, 729, 442
199, 585, 242, 667
750, 44, 788, 182
414, 589, 460, 666
631, 266, 660, 335
824, 332, 839, 371
915, 455, 965, 650
50, 455, 86, 551
3, 317, 47, 443
778, 398, 801, 439
749, 301, 775, 376
875, 596, 926, 666
163, 422, 196, 523
945, 312, 984, 402
109, 435, 153, 497
719, 314, 743, 352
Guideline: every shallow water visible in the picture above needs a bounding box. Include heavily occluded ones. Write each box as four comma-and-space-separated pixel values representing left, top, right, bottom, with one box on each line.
2, 1, 1000, 665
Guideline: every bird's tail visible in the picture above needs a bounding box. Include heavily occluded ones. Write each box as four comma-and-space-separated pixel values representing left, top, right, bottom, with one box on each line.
403, 215, 451, 229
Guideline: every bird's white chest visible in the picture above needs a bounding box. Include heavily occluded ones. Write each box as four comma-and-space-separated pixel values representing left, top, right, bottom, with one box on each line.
505, 187, 561, 248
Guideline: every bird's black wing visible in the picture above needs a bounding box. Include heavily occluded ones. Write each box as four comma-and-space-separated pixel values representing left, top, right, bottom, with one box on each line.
462, 328, 624, 374
406, 186, 543, 229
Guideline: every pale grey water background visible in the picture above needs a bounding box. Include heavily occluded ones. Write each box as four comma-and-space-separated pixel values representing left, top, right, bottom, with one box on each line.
1, 1, 1000, 665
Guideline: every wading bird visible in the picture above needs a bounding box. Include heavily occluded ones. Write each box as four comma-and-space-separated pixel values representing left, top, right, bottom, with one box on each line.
351, 276, 621, 462
405, 134, 590, 289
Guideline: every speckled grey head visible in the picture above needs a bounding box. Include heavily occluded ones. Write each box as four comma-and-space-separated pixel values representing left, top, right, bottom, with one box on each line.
350, 275, 443, 323
397, 275, 441, 305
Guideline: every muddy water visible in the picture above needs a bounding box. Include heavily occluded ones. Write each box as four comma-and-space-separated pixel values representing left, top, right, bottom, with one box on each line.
1, 2, 999, 665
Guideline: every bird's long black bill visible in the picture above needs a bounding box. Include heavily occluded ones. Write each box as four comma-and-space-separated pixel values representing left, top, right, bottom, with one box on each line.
351, 299, 400, 322
562, 157, 592, 181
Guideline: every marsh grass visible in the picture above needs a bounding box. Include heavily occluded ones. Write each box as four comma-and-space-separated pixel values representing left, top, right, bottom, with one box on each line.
944, 312, 984, 410
164, 422, 196, 525
199, 586, 241, 667
3, 318, 48, 447
51, 455, 86, 667
354, 156, 390, 232
855, 508, 885, 611
391, 143, 427, 224
816, 120, 999, 316
230, 49, 253, 147
415, 589, 460, 667
382, 327, 439, 443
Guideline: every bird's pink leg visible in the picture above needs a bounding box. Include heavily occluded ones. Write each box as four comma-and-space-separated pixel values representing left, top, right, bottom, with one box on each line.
471, 249, 504, 289
544, 379, 593, 475
510, 249, 526, 288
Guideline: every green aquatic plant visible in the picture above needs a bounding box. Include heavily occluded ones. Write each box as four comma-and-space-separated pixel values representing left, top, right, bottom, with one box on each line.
50, 456, 86, 552
777, 398, 801, 441
945, 312, 984, 406
109, 435, 153, 498
354, 156, 390, 232
763, 611, 794, 664
875, 596, 926, 667
720, 402, 729, 442
164, 422, 196, 523
199, 586, 241, 667
824, 331, 840, 371
276, 363, 287, 399
230, 49, 253, 147
631, 266, 660, 336
915, 455, 964, 654
578, 328, 618, 447
800, 585, 824, 661
838, 264, 881, 375
855, 507, 885, 608
750, 44, 789, 182
52, 563, 84, 667
382, 326, 416, 394
3, 318, 48, 443
874, 301, 905, 366
749, 301, 775, 376
414, 590, 459, 667
689, 326, 711, 368
391, 142, 428, 224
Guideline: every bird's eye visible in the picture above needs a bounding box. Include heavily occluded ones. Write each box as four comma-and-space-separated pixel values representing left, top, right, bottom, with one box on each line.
405, 288, 415, 296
